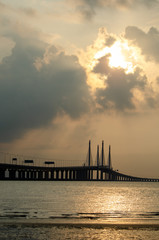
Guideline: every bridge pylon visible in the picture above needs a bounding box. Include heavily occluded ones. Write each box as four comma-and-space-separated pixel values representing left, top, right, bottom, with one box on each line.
99, 140, 105, 166
85, 140, 93, 167
96, 145, 99, 167
108, 145, 112, 169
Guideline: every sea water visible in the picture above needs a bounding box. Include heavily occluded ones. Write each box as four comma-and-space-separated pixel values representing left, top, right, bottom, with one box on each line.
0, 181, 159, 239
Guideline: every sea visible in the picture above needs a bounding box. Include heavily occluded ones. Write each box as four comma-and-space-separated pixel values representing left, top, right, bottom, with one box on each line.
0, 181, 159, 239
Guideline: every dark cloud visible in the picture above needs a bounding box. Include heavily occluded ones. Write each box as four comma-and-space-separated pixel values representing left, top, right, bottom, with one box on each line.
105, 36, 116, 47
93, 55, 110, 75
93, 55, 147, 111
125, 26, 159, 63
140, 0, 159, 7
68, 0, 158, 20
0, 35, 90, 142
20, 8, 37, 17
116, 0, 158, 8
157, 76, 159, 84
0, 2, 5, 9
146, 97, 157, 108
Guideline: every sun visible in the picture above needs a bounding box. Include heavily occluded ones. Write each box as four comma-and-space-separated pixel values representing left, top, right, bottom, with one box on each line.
109, 42, 133, 71
94, 40, 137, 73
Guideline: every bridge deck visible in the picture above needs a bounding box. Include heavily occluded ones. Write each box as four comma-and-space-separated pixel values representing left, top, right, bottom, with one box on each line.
0, 163, 159, 182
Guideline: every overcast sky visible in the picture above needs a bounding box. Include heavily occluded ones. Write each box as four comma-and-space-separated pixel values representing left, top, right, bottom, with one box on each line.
1, 0, 159, 177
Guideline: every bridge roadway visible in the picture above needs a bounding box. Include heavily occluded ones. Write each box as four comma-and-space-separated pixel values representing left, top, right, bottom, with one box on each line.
0, 163, 159, 182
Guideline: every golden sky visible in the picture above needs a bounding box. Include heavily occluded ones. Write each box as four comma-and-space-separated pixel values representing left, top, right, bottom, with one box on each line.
1, 0, 159, 177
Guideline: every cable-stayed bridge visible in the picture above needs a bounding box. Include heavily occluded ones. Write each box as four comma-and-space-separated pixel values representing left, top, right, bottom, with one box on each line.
0, 141, 159, 182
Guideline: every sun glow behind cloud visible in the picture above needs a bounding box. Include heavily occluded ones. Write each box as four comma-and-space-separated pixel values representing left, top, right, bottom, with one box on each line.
94, 41, 137, 73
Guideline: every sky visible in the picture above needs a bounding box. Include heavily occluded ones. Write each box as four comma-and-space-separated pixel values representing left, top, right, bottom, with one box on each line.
1, 0, 159, 178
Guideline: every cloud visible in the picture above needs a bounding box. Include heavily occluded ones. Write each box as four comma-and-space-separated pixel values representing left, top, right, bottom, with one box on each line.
0, 34, 90, 142
67, 0, 159, 20
78, 26, 159, 114
125, 26, 159, 63
20, 8, 37, 17
93, 55, 147, 111
117, 0, 158, 8
79, 26, 158, 112
93, 55, 111, 75
1, 24, 159, 144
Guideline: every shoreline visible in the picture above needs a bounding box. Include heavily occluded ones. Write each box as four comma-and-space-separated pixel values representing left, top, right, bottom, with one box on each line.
0, 219, 159, 229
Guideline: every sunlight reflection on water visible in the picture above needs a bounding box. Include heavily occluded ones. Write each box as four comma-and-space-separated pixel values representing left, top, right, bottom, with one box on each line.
0, 181, 159, 239
0, 181, 159, 223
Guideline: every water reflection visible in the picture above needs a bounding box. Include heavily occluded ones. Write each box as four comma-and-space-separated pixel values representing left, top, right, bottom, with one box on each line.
0, 181, 159, 223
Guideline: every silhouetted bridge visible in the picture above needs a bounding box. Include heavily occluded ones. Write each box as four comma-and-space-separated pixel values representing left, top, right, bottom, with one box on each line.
0, 163, 159, 182
0, 141, 159, 182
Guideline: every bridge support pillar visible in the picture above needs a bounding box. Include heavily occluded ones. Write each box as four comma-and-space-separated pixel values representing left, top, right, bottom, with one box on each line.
0, 169, 5, 180
91, 170, 93, 180
51, 170, 54, 180
105, 172, 109, 180
61, 170, 64, 180
30, 171, 34, 180
88, 169, 90, 180
109, 172, 112, 181
38, 171, 43, 180
21, 171, 25, 180
26, 171, 30, 179
18, 171, 22, 180
73, 170, 76, 180
101, 171, 103, 180
9, 170, 16, 180
97, 169, 99, 180
45, 171, 49, 180
69, 170, 72, 180
56, 170, 59, 180
76, 170, 81, 180
65, 170, 68, 180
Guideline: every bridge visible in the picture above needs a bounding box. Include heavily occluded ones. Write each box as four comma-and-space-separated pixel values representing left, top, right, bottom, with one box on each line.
0, 141, 159, 182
